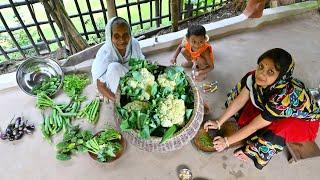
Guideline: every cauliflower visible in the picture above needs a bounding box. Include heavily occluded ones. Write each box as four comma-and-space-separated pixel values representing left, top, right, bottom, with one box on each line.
124, 101, 149, 112
125, 68, 156, 101
157, 66, 185, 91
157, 95, 185, 127
157, 73, 176, 90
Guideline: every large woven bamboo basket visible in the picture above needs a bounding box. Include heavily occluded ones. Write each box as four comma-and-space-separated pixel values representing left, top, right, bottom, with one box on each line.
114, 75, 204, 152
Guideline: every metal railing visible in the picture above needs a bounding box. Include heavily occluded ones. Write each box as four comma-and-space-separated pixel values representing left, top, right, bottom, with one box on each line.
0, 0, 229, 62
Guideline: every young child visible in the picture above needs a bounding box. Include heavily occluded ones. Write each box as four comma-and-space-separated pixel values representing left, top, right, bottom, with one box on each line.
170, 25, 214, 81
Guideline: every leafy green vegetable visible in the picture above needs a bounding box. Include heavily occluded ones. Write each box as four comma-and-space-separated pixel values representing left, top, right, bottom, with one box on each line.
84, 127, 122, 162
55, 125, 94, 161
128, 58, 158, 72
63, 74, 89, 97
160, 125, 177, 144
32, 75, 61, 96
185, 109, 193, 120
199, 133, 214, 148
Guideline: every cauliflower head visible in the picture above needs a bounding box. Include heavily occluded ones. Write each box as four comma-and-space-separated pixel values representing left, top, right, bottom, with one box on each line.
157, 73, 176, 91
157, 95, 185, 127
127, 68, 156, 101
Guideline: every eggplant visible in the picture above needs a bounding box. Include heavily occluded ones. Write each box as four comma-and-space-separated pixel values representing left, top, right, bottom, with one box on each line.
2, 116, 35, 141
14, 133, 23, 140
5, 127, 13, 134
14, 117, 22, 129
24, 129, 33, 135
25, 125, 35, 131
0, 133, 8, 140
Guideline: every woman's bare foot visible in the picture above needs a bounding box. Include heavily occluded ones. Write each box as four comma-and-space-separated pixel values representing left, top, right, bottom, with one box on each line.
234, 150, 249, 162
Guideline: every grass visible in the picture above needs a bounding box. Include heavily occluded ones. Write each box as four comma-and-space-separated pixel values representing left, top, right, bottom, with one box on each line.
0, 0, 223, 62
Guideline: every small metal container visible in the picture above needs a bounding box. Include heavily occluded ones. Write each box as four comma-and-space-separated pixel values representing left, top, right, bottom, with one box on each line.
16, 57, 64, 96
309, 88, 320, 106
178, 168, 193, 180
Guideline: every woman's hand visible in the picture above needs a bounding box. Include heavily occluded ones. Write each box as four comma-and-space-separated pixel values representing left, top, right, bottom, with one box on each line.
97, 80, 116, 101
213, 136, 228, 152
204, 120, 221, 131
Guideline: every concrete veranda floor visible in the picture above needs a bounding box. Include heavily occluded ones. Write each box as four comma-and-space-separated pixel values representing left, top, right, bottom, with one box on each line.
1, 11, 320, 180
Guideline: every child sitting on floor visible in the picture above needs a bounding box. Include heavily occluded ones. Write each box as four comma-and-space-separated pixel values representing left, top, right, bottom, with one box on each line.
170, 25, 214, 81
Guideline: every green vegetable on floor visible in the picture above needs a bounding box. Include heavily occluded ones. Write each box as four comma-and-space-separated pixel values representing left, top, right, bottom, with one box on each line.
55, 125, 94, 161
36, 92, 77, 117
40, 109, 72, 142
63, 74, 89, 98
78, 98, 101, 124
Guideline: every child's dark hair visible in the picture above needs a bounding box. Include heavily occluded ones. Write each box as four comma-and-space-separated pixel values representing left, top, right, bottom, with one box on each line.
257, 48, 292, 76
186, 25, 206, 38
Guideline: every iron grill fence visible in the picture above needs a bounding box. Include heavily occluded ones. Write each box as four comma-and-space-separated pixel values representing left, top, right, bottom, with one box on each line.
0, 0, 229, 62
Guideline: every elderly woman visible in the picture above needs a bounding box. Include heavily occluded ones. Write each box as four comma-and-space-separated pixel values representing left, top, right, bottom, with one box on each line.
205, 48, 320, 169
91, 17, 145, 101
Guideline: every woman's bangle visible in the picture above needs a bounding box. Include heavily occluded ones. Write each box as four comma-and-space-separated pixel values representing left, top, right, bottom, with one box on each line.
224, 137, 230, 148
216, 120, 221, 130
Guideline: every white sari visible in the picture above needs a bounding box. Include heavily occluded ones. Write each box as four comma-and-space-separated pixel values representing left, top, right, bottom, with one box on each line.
91, 17, 145, 93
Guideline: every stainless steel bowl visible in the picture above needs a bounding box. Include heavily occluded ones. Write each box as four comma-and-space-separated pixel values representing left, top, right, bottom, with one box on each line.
16, 57, 64, 96
178, 168, 192, 180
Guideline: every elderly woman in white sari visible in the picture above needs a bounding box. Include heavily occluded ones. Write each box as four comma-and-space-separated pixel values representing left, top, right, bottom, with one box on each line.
91, 17, 145, 101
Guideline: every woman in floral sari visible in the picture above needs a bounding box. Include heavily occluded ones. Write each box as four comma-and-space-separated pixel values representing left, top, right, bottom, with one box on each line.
204, 48, 320, 169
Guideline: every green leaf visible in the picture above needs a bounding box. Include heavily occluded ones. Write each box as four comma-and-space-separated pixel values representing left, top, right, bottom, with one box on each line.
151, 83, 158, 96
56, 153, 71, 161
67, 143, 76, 150
56, 142, 68, 150
139, 125, 150, 139
132, 71, 142, 81
134, 88, 142, 96
162, 87, 172, 96
185, 109, 193, 120
160, 125, 177, 144
77, 145, 86, 152
167, 70, 176, 80
63, 74, 89, 97
137, 112, 149, 130
77, 139, 84, 144
120, 119, 131, 131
